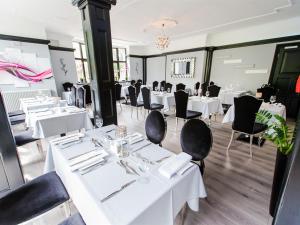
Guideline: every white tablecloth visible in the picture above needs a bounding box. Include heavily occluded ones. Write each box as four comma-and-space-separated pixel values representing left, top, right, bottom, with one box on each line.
188, 96, 224, 119
222, 102, 287, 123
62, 91, 72, 105
20, 97, 67, 114
27, 106, 93, 138
218, 90, 248, 105
121, 86, 129, 98
44, 125, 207, 225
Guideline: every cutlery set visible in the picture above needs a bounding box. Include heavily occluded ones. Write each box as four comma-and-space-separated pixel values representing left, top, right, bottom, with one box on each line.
100, 180, 136, 203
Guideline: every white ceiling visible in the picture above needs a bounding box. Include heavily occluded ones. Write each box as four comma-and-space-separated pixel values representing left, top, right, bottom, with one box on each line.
0, 0, 299, 46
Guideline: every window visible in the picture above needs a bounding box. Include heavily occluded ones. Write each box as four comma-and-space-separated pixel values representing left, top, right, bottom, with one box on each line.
73, 42, 90, 83
113, 48, 128, 81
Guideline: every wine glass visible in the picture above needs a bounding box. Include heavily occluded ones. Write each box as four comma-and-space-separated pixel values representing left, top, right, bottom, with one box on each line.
194, 89, 198, 96
115, 125, 129, 158
205, 91, 210, 98
270, 96, 276, 104
155, 86, 158, 92
94, 115, 103, 128
167, 88, 171, 93
161, 87, 164, 92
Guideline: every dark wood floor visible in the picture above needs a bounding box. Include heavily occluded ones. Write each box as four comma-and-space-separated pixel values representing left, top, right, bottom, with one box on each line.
19, 105, 280, 225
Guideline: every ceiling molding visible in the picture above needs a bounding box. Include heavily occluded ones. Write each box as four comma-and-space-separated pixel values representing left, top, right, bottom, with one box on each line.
48, 45, 75, 52
0, 34, 50, 45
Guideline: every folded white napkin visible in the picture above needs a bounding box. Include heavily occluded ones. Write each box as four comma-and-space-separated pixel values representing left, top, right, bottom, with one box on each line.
35, 111, 53, 117
65, 107, 86, 113
158, 152, 192, 179
28, 108, 49, 113
69, 150, 108, 166
52, 133, 85, 145
70, 155, 105, 172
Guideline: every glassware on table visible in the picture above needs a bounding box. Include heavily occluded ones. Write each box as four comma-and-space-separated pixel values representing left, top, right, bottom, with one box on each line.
194, 89, 198, 96
205, 91, 210, 98
155, 86, 158, 92
115, 125, 129, 158
161, 87, 164, 92
270, 95, 276, 104
167, 88, 171, 93
94, 115, 103, 128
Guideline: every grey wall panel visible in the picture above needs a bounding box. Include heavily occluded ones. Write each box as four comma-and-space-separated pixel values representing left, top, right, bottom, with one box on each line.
146, 56, 166, 85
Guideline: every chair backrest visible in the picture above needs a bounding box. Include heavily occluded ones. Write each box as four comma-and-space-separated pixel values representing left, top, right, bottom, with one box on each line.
62, 82, 73, 91
174, 90, 188, 119
77, 87, 86, 108
130, 80, 136, 85
257, 86, 277, 102
233, 95, 263, 133
160, 81, 166, 91
195, 82, 200, 90
153, 81, 158, 91
209, 81, 215, 86
141, 87, 151, 110
207, 85, 221, 97
200, 82, 208, 95
135, 82, 142, 97
115, 83, 122, 101
137, 79, 142, 84
145, 111, 167, 145
165, 83, 173, 92
82, 84, 92, 104
176, 83, 186, 91
70, 86, 77, 106
180, 119, 212, 161
128, 86, 137, 106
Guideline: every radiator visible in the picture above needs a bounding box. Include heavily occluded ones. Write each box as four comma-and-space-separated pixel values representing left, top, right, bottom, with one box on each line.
2, 89, 51, 113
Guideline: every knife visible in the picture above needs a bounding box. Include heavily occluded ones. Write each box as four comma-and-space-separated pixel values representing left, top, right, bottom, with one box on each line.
100, 180, 136, 203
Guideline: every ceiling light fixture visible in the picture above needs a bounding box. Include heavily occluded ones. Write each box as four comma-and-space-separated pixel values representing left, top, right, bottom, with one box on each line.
155, 23, 170, 50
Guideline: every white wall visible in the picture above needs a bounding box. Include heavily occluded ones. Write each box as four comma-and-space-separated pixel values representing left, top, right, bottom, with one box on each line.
166, 51, 206, 90
146, 56, 166, 85
210, 44, 277, 93
128, 57, 143, 81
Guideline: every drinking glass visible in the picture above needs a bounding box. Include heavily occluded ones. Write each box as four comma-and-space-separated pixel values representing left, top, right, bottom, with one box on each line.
95, 115, 103, 128
167, 88, 171, 93
115, 125, 129, 158
205, 91, 210, 97
194, 89, 198, 96
270, 96, 276, 104
155, 86, 158, 92
161, 87, 164, 92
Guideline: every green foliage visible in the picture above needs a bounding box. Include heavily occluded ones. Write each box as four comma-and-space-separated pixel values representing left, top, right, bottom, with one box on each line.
256, 110, 294, 155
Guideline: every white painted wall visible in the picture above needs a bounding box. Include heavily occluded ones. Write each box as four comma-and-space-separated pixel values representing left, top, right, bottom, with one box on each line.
46, 31, 74, 48
210, 44, 277, 93
166, 51, 206, 90
146, 56, 166, 86
128, 57, 143, 81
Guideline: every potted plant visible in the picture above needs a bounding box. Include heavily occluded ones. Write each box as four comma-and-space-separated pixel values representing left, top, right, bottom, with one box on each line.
256, 110, 294, 217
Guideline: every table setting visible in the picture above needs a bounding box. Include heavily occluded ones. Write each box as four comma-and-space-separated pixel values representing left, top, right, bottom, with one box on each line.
218, 89, 248, 105
44, 124, 207, 225
137, 90, 176, 111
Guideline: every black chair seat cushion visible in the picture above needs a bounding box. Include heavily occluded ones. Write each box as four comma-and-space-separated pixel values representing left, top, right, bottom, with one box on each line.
59, 213, 86, 225
150, 103, 164, 110
8, 110, 25, 117
252, 123, 268, 134
14, 130, 38, 146
9, 114, 26, 125
180, 119, 212, 161
0, 172, 70, 225
186, 110, 202, 119
145, 111, 166, 145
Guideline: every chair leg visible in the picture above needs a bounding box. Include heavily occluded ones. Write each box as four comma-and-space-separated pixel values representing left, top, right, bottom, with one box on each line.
119, 101, 122, 110
199, 160, 205, 175
227, 130, 235, 155
249, 135, 253, 158
131, 107, 133, 118
36, 139, 44, 158
63, 201, 71, 218
136, 107, 139, 119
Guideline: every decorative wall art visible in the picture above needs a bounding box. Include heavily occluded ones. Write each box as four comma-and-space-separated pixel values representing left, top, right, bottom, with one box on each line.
59, 58, 68, 76
170, 57, 195, 78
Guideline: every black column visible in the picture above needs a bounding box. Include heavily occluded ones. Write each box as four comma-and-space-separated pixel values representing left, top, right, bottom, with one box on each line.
73, 0, 117, 125
203, 47, 215, 83
142, 57, 147, 85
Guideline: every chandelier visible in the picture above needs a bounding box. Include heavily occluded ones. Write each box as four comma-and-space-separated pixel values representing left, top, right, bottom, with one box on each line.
155, 24, 170, 50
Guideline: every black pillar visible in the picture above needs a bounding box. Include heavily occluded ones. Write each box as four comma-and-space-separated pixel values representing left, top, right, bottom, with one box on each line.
203, 47, 215, 83
142, 57, 147, 85
73, 0, 117, 125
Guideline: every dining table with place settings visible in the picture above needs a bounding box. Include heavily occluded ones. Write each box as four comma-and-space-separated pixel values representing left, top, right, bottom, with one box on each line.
26, 106, 93, 138
187, 96, 224, 119
222, 102, 287, 123
138, 91, 176, 111
44, 124, 207, 225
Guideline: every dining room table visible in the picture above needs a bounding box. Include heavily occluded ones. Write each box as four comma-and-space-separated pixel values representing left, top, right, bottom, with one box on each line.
26, 106, 93, 138
218, 89, 248, 105
137, 91, 176, 112
44, 124, 207, 225
187, 96, 224, 119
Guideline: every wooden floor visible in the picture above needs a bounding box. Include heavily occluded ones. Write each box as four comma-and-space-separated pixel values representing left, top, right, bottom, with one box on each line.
18, 104, 279, 225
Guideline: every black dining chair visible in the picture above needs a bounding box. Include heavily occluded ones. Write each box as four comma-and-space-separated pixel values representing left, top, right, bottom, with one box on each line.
257, 86, 277, 102
0, 171, 85, 225
227, 96, 267, 158
77, 87, 86, 108
14, 129, 43, 157
9, 113, 26, 126
62, 82, 73, 92
180, 119, 212, 175
165, 83, 173, 93
130, 80, 136, 86
137, 79, 143, 84
128, 86, 144, 119
135, 82, 142, 98
176, 83, 186, 91
153, 81, 159, 91
195, 82, 200, 91
174, 90, 202, 127
82, 85, 92, 105
115, 83, 124, 109
70, 86, 77, 106
145, 111, 167, 147
207, 85, 221, 97
160, 81, 166, 91
200, 82, 208, 96
141, 87, 164, 112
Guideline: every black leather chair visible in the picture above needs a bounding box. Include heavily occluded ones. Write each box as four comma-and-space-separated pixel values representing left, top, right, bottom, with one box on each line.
59, 213, 85, 225
160, 81, 166, 91
137, 79, 143, 84
176, 83, 186, 91
8, 110, 25, 117
200, 82, 208, 96
165, 83, 173, 93
153, 81, 159, 91
9, 113, 26, 125
227, 96, 267, 158
77, 87, 86, 108
82, 85, 92, 104
130, 80, 136, 86
257, 86, 277, 102
128, 86, 143, 118
180, 119, 212, 174
70, 86, 77, 106
145, 111, 167, 146
207, 85, 221, 97
174, 91, 202, 126
62, 82, 73, 92
0, 172, 83, 225
141, 87, 164, 112
135, 82, 142, 98
115, 83, 124, 109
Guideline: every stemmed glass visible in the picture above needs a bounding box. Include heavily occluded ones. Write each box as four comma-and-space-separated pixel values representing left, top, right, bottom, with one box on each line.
155, 86, 158, 92
94, 115, 103, 128
205, 91, 210, 98
161, 87, 164, 92
167, 88, 171, 93
270, 96, 276, 104
194, 89, 198, 96
115, 125, 129, 158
